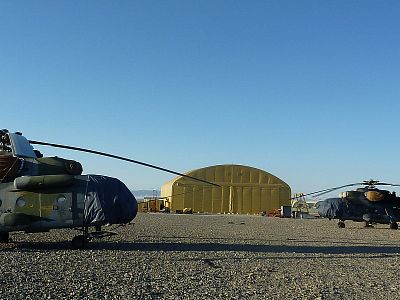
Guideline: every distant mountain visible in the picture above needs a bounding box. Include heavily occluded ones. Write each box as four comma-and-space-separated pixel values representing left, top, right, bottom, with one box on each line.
131, 190, 161, 199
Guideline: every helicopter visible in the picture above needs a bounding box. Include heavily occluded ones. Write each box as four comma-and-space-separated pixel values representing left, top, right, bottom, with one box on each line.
0, 129, 217, 248
308, 179, 400, 229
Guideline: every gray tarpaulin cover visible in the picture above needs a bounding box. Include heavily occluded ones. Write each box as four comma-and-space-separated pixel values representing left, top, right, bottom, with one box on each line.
317, 198, 344, 219
83, 175, 138, 225
317, 198, 363, 220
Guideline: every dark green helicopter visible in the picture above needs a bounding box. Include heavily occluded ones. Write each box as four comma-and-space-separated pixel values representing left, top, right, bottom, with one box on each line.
309, 180, 400, 229
0, 129, 216, 248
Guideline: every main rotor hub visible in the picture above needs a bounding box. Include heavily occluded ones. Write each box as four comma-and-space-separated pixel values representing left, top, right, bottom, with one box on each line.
363, 179, 379, 189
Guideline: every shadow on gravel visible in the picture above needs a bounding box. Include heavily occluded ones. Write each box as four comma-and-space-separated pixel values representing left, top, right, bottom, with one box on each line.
7, 241, 400, 255
103, 242, 400, 255
137, 234, 399, 247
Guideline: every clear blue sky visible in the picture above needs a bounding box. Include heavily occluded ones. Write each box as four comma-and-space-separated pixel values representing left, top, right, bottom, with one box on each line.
1, 1, 400, 197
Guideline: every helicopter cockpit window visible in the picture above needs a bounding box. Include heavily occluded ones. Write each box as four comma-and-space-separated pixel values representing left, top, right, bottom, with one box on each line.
8, 133, 36, 158
16, 197, 26, 207
53, 195, 67, 210
57, 195, 66, 203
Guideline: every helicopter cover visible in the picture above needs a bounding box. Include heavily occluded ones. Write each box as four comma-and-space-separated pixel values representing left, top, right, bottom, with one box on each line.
317, 198, 344, 218
83, 175, 138, 225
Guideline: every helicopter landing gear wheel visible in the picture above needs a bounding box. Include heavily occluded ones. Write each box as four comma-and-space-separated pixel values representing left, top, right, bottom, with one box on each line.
71, 235, 89, 249
338, 221, 345, 228
0, 232, 9, 243
390, 222, 398, 230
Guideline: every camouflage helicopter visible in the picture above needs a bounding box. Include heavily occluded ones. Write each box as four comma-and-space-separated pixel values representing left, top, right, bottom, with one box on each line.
310, 179, 400, 229
0, 129, 216, 248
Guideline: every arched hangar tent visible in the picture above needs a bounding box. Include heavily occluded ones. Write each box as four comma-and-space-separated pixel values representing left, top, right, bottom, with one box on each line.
160, 164, 291, 214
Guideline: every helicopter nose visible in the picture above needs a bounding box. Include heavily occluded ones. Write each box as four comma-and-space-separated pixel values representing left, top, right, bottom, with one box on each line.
83, 175, 138, 225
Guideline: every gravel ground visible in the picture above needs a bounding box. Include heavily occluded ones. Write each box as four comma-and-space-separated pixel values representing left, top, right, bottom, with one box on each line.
1, 213, 400, 299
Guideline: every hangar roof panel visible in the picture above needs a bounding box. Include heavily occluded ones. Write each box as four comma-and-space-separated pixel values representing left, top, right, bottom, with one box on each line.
162, 164, 290, 188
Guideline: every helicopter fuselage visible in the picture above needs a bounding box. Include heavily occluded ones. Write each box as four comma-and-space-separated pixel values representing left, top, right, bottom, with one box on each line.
0, 174, 138, 233
318, 188, 400, 226
0, 131, 138, 237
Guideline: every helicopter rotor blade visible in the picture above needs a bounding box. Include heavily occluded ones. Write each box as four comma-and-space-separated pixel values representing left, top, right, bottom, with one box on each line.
312, 183, 365, 197
290, 187, 336, 199
29, 140, 220, 187
294, 183, 362, 199
293, 180, 400, 200
291, 185, 351, 199
373, 182, 400, 187
360, 179, 400, 187
310, 182, 400, 198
